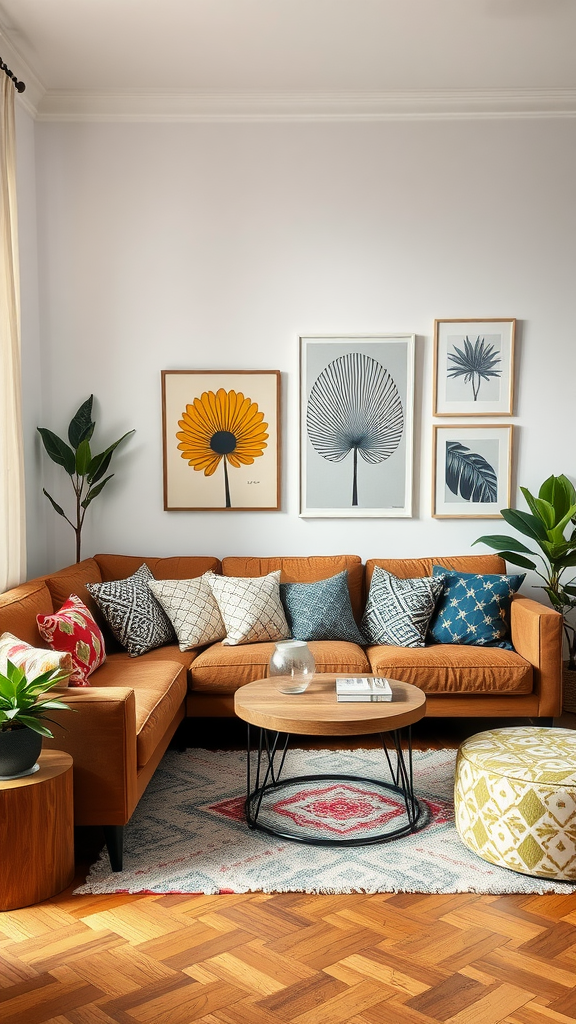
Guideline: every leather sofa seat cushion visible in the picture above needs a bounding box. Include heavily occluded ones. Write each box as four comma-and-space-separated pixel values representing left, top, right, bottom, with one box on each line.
45, 557, 103, 619
366, 644, 532, 694
0, 580, 54, 646
191, 640, 371, 694
365, 554, 506, 589
90, 656, 187, 767
94, 554, 221, 581
222, 555, 365, 621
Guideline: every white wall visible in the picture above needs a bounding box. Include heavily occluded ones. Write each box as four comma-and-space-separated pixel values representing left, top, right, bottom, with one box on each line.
23, 118, 576, 575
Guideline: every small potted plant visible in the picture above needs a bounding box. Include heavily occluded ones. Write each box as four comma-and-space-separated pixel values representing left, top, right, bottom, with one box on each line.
0, 660, 73, 778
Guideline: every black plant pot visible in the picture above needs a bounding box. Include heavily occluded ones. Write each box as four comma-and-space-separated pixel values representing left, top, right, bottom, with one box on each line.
0, 727, 42, 777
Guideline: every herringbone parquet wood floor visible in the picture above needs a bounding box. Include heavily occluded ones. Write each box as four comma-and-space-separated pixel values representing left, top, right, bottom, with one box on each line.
1, 717, 576, 1024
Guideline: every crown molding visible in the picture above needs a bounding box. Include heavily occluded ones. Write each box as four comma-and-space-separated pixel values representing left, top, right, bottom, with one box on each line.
34, 87, 576, 123
0, 26, 45, 118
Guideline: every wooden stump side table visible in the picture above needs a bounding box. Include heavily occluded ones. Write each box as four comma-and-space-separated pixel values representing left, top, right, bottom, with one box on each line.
0, 749, 74, 911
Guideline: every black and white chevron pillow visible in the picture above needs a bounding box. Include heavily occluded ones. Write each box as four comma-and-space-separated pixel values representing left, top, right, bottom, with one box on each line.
87, 564, 175, 657
361, 566, 445, 648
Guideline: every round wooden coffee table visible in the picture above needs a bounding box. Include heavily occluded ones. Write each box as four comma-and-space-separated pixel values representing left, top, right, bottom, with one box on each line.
234, 674, 427, 846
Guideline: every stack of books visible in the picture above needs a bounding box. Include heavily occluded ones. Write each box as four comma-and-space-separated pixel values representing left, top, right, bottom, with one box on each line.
336, 677, 393, 702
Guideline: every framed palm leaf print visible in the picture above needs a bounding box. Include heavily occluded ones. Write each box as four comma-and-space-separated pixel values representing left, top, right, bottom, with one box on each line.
300, 335, 414, 518
432, 424, 513, 519
433, 318, 516, 416
162, 370, 280, 510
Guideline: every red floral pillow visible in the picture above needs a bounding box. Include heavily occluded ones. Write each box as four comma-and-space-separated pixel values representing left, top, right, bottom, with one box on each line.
37, 594, 106, 686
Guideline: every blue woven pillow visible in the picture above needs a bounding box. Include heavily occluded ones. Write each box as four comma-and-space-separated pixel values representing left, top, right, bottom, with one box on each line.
280, 571, 366, 645
427, 566, 524, 647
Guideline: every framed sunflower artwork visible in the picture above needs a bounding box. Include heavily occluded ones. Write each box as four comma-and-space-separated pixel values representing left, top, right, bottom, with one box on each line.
162, 370, 281, 511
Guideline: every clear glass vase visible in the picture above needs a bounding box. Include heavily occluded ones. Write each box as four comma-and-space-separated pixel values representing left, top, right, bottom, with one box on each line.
268, 640, 315, 694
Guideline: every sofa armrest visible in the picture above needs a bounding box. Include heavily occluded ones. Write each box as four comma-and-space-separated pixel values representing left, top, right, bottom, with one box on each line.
44, 687, 138, 827
510, 595, 563, 717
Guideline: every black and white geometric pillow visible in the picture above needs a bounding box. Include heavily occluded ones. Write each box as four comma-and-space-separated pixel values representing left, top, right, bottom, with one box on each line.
87, 564, 175, 657
361, 566, 445, 648
148, 574, 226, 651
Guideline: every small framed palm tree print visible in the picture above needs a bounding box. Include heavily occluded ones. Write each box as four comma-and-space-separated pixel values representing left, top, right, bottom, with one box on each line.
162, 370, 280, 510
432, 424, 513, 518
433, 318, 516, 416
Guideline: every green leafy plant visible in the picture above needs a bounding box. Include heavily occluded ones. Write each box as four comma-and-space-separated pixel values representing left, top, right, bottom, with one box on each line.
447, 336, 502, 401
474, 474, 576, 668
38, 396, 134, 563
0, 660, 73, 737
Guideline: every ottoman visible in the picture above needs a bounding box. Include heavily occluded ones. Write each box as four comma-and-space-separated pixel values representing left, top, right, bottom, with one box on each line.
455, 727, 576, 880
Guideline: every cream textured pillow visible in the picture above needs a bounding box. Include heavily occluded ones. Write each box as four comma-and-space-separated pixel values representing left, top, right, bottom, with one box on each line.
148, 574, 226, 651
207, 570, 290, 646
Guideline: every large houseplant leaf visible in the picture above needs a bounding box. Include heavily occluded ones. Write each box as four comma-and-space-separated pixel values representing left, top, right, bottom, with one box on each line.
37, 428, 76, 475
68, 395, 95, 449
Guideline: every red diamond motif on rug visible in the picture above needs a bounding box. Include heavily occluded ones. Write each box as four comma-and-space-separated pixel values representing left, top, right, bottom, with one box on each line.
271, 782, 404, 836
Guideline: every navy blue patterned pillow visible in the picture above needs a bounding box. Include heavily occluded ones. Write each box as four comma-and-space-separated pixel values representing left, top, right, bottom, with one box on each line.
280, 571, 366, 645
427, 566, 524, 647
361, 566, 445, 647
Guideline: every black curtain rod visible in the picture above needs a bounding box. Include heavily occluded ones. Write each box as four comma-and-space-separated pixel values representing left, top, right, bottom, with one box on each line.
0, 56, 26, 93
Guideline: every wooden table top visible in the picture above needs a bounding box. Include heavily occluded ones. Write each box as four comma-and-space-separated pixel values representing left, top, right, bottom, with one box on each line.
234, 675, 426, 736
0, 749, 73, 791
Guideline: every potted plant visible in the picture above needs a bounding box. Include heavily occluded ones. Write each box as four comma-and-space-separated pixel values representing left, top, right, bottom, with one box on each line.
38, 395, 134, 563
474, 473, 576, 710
0, 661, 73, 778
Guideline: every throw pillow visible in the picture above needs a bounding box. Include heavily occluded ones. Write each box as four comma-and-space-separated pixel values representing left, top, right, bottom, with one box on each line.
207, 570, 290, 646
37, 594, 106, 686
280, 571, 366, 645
428, 566, 525, 646
361, 567, 445, 648
0, 632, 72, 688
86, 564, 175, 657
148, 574, 226, 651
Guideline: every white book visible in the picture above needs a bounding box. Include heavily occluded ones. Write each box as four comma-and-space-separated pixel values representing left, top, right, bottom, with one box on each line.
335, 677, 393, 702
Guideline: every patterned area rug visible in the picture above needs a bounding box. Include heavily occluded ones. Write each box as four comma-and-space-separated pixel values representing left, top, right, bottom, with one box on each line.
77, 748, 576, 896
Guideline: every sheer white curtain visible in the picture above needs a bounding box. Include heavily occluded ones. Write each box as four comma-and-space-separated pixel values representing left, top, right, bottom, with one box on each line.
0, 75, 26, 593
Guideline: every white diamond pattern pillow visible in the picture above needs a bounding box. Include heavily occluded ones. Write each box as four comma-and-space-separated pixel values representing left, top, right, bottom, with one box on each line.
362, 566, 445, 648
148, 575, 226, 651
207, 570, 290, 646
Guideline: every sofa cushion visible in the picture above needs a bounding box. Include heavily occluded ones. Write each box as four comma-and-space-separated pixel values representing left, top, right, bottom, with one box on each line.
428, 567, 524, 647
44, 558, 103, 619
191, 639, 370, 694
365, 554, 506, 589
94, 554, 221, 581
280, 571, 366, 645
222, 555, 365, 621
366, 643, 532, 694
207, 570, 290, 646
0, 580, 53, 646
89, 656, 187, 767
148, 575, 226, 650
37, 594, 106, 686
361, 567, 445, 648
87, 564, 175, 657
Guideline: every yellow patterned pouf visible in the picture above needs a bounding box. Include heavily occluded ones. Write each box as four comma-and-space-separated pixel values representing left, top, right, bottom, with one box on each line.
455, 727, 576, 880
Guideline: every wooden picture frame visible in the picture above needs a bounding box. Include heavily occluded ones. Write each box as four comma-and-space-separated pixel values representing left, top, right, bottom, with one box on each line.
432, 423, 513, 519
162, 370, 281, 511
433, 318, 516, 416
300, 335, 414, 518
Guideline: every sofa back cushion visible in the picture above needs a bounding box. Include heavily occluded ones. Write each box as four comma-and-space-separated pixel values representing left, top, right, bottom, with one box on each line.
365, 554, 506, 590
94, 554, 221, 581
0, 580, 54, 646
221, 555, 364, 621
45, 557, 103, 618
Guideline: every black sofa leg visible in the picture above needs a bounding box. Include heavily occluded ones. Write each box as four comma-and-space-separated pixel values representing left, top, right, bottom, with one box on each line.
536, 717, 554, 727
103, 825, 124, 872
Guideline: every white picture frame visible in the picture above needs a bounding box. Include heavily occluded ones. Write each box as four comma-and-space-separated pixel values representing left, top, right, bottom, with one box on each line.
432, 423, 513, 519
433, 318, 516, 416
300, 335, 415, 518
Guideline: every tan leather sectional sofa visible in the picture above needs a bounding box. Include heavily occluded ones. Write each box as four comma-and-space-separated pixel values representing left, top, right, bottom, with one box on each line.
0, 551, 562, 869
